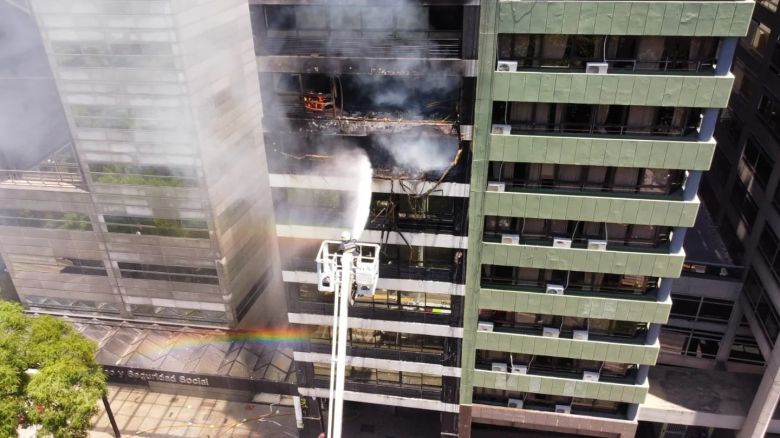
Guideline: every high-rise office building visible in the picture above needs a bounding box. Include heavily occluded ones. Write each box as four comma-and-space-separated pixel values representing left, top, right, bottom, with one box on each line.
695, 0, 780, 434
0, 0, 759, 437
458, 1, 749, 437
1, 0, 285, 328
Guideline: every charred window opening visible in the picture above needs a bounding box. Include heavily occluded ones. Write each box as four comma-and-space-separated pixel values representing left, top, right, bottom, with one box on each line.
279, 237, 465, 284
492, 102, 703, 137
370, 194, 467, 235
497, 35, 719, 72
254, 5, 463, 58
264, 127, 468, 183
263, 73, 460, 122
487, 162, 685, 197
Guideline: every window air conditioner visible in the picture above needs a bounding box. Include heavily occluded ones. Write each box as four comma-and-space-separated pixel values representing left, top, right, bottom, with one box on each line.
486, 182, 506, 192
555, 404, 572, 414
583, 371, 600, 382
491, 362, 508, 372
477, 321, 494, 332
491, 124, 512, 135
587, 239, 608, 251
501, 234, 520, 245
542, 327, 560, 338
552, 238, 572, 248
545, 283, 565, 295
585, 62, 609, 74
511, 364, 528, 374
573, 330, 589, 341
507, 398, 524, 409
496, 60, 518, 72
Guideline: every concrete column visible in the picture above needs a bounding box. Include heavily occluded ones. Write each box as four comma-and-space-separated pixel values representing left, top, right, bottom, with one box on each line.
657, 278, 673, 301
715, 38, 739, 75
699, 109, 721, 141
646, 324, 661, 345
716, 298, 744, 362
670, 227, 688, 253
737, 347, 780, 438
683, 170, 703, 201
457, 405, 472, 438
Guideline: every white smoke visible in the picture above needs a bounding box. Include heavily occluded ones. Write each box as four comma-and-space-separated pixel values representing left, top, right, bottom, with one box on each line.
350, 154, 372, 239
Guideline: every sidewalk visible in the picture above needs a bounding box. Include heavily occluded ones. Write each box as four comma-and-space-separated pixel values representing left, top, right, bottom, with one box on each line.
89, 385, 298, 438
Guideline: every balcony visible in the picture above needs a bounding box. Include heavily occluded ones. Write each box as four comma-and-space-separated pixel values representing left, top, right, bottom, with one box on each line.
481, 241, 684, 278
473, 329, 659, 365
496, 1, 754, 38
306, 341, 452, 366
284, 257, 465, 284
479, 284, 671, 324
481, 190, 700, 228
488, 133, 715, 171
474, 360, 637, 386
257, 36, 462, 59
294, 300, 454, 326
470, 369, 648, 404
311, 379, 443, 401
492, 71, 733, 108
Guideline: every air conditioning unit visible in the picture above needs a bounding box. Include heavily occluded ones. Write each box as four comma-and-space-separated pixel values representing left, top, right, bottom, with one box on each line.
507, 398, 524, 409
583, 371, 600, 382
511, 364, 528, 374
491, 362, 508, 372
585, 62, 609, 74
477, 321, 494, 332
486, 182, 506, 192
573, 330, 589, 341
555, 404, 572, 414
587, 239, 608, 251
501, 234, 520, 245
542, 327, 560, 338
545, 283, 565, 295
496, 60, 518, 72
491, 124, 512, 135
552, 238, 572, 248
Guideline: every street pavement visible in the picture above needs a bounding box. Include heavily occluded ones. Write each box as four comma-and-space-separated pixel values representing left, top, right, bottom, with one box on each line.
89, 385, 299, 438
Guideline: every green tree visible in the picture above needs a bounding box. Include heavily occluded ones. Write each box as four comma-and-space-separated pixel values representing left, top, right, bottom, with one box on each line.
0, 301, 106, 438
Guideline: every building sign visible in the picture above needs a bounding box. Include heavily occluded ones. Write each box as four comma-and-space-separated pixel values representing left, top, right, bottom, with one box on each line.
101, 365, 298, 395
104, 367, 209, 386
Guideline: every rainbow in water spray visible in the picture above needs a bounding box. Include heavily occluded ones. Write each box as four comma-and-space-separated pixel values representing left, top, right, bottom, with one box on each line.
167, 327, 311, 349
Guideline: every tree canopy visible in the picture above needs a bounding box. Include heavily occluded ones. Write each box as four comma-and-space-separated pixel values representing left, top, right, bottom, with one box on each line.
0, 301, 106, 438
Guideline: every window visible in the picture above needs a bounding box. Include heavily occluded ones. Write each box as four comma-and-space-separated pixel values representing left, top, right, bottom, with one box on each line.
483, 217, 670, 248
89, 162, 198, 188
758, 95, 780, 134
743, 20, 772, 54
130, 305, 226, 323
738, 138, 774, 189
759, 0, 779, 12
730, 181, 759, 230
759, 226, 780, 284
104, 215, 209, 238
489, 162, 684, 196
718, 108, 743, 144
670, 294, 733, 322
732, 62, 757, 101
496, 102, 701, 137
9, 255, 107, 276
0, 209, 92, 231
235, 269, 271, 321
118, 262, 219, 285
744, 270, 780, 345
